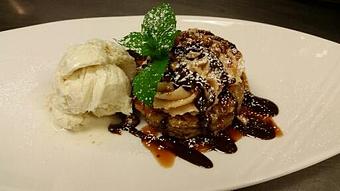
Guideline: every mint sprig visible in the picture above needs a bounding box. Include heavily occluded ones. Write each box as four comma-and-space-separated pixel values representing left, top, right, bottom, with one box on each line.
132, 57, 168, 106
120, 3, 178, 106
141, 3, 177, 58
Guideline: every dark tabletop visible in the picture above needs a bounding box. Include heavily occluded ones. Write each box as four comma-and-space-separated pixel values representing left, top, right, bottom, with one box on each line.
1, 0, 339, 190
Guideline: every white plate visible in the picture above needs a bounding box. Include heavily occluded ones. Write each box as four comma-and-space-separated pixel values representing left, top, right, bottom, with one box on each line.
0, 16, 339, 191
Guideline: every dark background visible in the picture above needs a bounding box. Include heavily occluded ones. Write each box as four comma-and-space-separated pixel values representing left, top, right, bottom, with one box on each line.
1, 0, 339, 190
1, 0, 340, 43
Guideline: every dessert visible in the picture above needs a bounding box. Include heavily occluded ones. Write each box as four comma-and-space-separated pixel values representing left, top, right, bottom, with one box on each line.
122, 29, 280, 168
112, 3, 281, 168
49, 3, 281, 169
49, 39, 136, 130
134, 29, 246, 139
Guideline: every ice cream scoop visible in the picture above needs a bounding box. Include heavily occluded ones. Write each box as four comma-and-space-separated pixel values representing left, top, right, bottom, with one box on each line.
49, 39, 136, 130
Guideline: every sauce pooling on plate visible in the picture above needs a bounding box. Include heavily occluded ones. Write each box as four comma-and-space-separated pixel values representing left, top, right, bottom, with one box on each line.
109, 114, 213, 168
108, 92, 281, 168
110, 29, 282, 168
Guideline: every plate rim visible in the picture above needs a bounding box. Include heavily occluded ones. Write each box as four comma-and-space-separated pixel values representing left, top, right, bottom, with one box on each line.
1, 15, 339, 191
0, 15, 339, 46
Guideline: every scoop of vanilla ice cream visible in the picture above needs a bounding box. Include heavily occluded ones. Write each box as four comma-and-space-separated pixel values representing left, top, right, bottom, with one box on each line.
50, 39, 136, 130
58, 39, 136, 80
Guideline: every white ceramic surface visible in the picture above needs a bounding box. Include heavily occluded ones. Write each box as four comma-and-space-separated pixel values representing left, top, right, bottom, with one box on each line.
0, 16, 339, 191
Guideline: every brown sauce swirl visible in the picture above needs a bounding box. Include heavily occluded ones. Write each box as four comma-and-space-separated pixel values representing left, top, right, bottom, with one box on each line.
141, 126, 175, 168
108, 92, 281, 169
111, 30, 281, 169
109, 113, 213, 168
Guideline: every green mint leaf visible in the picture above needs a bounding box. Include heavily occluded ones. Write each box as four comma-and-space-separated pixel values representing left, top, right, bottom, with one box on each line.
141, 3, 177, 57
132, 57, 169, 106
120, 3, 179, 105
119, 32, 148, 56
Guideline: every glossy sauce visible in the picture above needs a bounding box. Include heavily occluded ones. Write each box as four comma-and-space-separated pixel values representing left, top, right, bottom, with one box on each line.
221, 91, 278, 139
142, 141, 176, 168
228, 128, 243, 142
141, 126, 175, 168
109, 115, 213, 168
109, 94, 281, 169
108, 91, 281, 168
113, 30, 281, 168
275, 126, 283, 137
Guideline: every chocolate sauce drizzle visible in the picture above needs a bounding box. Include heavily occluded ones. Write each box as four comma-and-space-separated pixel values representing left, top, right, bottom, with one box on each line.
113, 30, 281, 168
109, 92, 280, 169
109, 113, 213, 168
